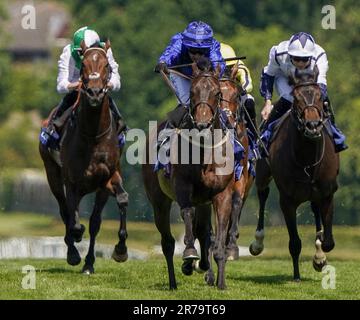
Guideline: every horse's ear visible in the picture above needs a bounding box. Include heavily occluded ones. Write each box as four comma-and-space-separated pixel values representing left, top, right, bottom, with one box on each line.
291, 68, 301, 85
104, 39, 111, 52
80, 40, 87, 54
214, 63, 221, 78
192, 62, 200, 77
230, 63, 238, 81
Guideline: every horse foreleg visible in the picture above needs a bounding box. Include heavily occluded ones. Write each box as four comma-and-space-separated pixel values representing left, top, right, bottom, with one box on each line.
311, 202, 327, 272
280, 194, 302, 281
226, 190, 243, 261
82, 190, 109, 274
180, 207, 199, 260
249, 186, 269, 256
213, 186, 232, 290
109, 171, 129, 263
319, 196, 335, 253
64, 184, 83, 266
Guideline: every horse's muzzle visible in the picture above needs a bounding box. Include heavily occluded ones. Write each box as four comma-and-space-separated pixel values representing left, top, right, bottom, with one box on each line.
304, 120, 323, 139
85, 87, 106, 107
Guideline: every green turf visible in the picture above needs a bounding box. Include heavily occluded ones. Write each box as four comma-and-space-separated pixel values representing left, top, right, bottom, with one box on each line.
0, 212, 360, 299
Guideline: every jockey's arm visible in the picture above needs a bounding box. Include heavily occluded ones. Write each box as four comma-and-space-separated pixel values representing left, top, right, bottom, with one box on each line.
209, 40, 225, 76
158, 33, 183, 67
106, 48, 121, 91
236, 61, 253, 93
259, 46, 280, 120
57, 45, 73, 94
315, 50, 329, 100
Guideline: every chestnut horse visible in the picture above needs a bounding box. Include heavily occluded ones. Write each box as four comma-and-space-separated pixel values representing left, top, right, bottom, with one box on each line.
39, 40, 128, 274
250, 68, 339, 280
142, 58, 235, 289
219, 63, 254, 261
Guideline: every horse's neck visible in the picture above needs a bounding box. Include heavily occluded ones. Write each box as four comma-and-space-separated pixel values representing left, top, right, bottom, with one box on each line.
290, 121, 323, 166
78, 95, 111, 137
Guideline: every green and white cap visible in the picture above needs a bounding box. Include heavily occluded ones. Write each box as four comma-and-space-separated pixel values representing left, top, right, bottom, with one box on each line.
70, 26, 101, 68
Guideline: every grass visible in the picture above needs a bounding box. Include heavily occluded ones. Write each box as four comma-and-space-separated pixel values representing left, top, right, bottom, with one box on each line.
0, 212, 360, 299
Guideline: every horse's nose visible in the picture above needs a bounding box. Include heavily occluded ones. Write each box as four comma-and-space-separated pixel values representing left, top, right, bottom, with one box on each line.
87, 87, 102, 97
306, 120, 321, 131
197, 122, 208, 131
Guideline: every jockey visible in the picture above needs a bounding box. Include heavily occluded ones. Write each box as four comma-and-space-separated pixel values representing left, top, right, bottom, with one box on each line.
41, 26, 126, 149
220, 43, 257, 138
260, 32, 347, 153
154, 21, 225, 127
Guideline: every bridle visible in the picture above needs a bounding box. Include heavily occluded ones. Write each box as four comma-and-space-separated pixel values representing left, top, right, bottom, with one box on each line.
219, 77, 242, 123
291, 81, 325, 138
80, 47, 111, 101
188, 73, 221, 129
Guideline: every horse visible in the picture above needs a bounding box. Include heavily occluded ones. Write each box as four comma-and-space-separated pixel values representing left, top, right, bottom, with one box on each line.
219, 63, 255, 261
39, 40, 129, 274
142, 58, 235, 290
249, 67, 339, 280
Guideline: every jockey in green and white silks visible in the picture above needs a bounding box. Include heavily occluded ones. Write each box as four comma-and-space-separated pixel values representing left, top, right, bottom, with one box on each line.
40, 26, 126, 150
260, 32, 347, 153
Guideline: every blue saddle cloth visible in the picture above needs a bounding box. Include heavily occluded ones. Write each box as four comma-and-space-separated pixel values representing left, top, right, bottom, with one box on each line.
260, 115, 347, 157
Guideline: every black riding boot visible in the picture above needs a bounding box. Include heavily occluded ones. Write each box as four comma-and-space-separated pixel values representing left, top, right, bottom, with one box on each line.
50, 91, 78, 130
244, 97, 258, 139
262, 97, 292, 132
167, 103, 188, 128
109, 97, 127, 134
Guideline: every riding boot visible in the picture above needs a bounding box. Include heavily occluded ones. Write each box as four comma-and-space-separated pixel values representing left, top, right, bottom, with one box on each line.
323, 97, 348, 152
244, 97, 258, 139
167, 103, 189, 128
261, 97, 292, 133
109, 97, 128, 134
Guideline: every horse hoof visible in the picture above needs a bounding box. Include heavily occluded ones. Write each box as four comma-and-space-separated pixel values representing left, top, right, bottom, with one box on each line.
226, 246, 239, 261
67, 250, 81, 266
249, 242, 264, 256
112, 245, 128, 263
205, 272, 215, 286
182, 248, 199, 261
82, 265, 94, 275
71, 224, 86, 243
181, 261, 193, 276
313, 258, 327, 272
293, 278, 301, 283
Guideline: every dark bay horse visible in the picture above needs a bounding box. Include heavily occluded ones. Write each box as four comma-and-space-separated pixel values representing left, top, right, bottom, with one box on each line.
219, 64, 254, 261
142, 58, 235, 289
39, 40, 128, 274
250, 68, 339, 280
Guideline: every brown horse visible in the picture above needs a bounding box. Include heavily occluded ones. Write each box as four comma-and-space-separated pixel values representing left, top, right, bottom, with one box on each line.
219, 64, 254, 261
250, 68, 339, 280
142, 58, 235, 289
39, 40, 129, 274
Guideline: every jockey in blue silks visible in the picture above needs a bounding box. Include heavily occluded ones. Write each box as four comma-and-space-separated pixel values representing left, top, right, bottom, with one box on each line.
259, 32, 348, 153
154, 21, 225, 127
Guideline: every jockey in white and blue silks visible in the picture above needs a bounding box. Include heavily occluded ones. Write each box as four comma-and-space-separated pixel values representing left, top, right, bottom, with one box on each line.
40, 26, 126, 150
154, 21, 225, 127
260, 32, 347, 153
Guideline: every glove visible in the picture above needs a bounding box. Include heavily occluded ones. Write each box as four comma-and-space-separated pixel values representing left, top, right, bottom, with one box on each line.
154, 62, 168, 74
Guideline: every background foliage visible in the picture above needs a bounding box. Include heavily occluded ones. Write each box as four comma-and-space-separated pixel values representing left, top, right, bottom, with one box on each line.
0, 0, 359, 224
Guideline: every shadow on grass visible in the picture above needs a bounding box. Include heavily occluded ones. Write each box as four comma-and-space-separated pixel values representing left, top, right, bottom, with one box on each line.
40, 267, 79, 274
229, 274, 314, 284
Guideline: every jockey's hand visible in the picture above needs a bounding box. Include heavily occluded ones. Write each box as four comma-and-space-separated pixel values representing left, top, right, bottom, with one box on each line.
106, 82, 114, 91
154, 62, 168, 74
68, 82, 80, 91
261, 100, 273, 121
